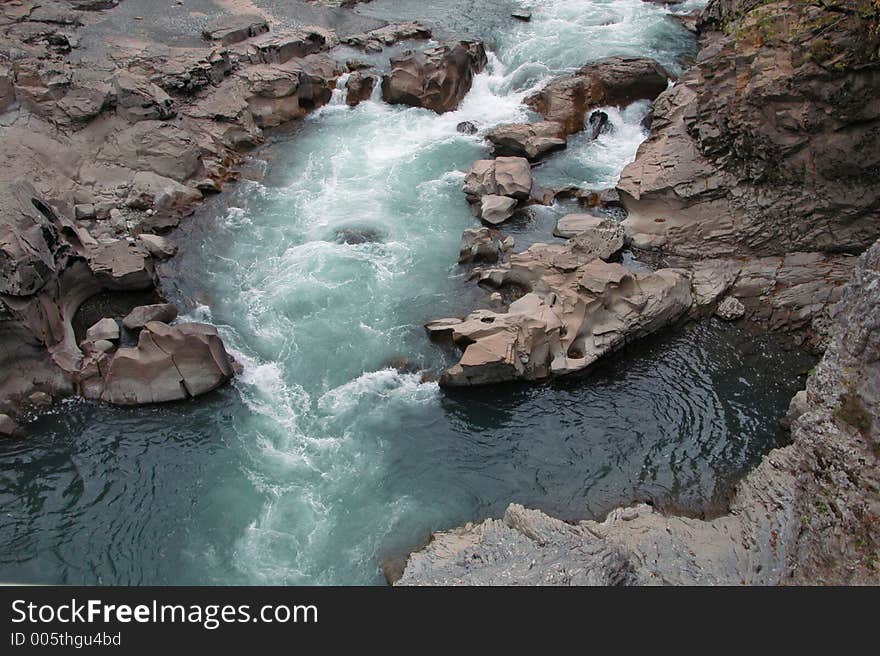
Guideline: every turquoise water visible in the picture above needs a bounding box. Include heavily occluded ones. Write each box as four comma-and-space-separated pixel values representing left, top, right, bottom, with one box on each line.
0, 1, 814, 586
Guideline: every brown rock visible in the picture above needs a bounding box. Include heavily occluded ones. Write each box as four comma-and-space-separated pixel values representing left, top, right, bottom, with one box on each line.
486, 122, 567, 160
122, 303, 178, 331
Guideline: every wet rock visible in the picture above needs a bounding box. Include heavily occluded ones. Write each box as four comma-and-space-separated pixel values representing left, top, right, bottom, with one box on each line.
525, 57, 670, 135
85, 317, 119, 343
511, 10, 532, 22
715, 296, 745, 321
459, 227, 514, 264
479, 195, 518, 226
137, 233, 177, 259
101, 321, 233, 405
122, 303, 178, 331
587, 110, 612, 140
27, 391, 53, 407
202, 15, 269, 46
464, 157, 532, 201
486, 122, 567, 161
345, 71, 375, 106
0, 413, 17, 438
457, 121, 478, 135
335, 227, 383, 244
382, 41, 488, 114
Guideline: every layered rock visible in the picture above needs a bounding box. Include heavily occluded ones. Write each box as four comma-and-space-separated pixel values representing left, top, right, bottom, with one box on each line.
400, 239, 880, 585
381, 41, 488, 114
525, 56, 670, 135
618, 0, 880, 258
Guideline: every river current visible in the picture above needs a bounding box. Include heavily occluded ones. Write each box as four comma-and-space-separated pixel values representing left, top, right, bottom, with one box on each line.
0, 0, 815, 585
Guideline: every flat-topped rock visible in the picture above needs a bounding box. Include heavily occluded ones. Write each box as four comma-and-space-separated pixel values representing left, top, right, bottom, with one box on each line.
486, 122, 567, 160
202, 15, 269, 46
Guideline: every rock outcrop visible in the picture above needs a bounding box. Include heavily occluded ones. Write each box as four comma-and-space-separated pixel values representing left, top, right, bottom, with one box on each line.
525, 57, 671, 135
618, 0, 880, 258
485, 122, 568, 161
400, 239, 880, 585
381, 41, 488, 114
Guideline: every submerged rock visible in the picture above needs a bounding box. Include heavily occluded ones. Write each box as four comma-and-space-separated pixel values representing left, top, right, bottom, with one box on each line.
381, 41, 488, 114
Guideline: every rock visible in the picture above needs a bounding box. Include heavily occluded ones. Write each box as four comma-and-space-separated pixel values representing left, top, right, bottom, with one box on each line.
238, 27, 337, 65
91, 339, 115, 353
381, 41, 488, 114
782, 390, 809, 430
85, 317, 119, 343
0, 180, 60, 297
617, 1, 880, 258
715, 296, 745, 321
457, 121, 478, 135
555, 215, 625, 261
74, 203, 96, 220
479, 195, 518, 225
202, 15, 269, 46
27, 391, 52, 407
137, 233, 177, 259
493, 157, 532, 200
101, 321, 234, 405
0, 413, 18, 437
122, 303, 179, 331
525, 57, 670, 135
433, 244, 692, 386
126, 172, 202, 212
345, 71, 375, 106
486, 122, 567, 161
341, 21, 431, 52
587, 110, 612, 140
459, 227, 513, 264
114, 72, 175, 122
511, 10, 532, 22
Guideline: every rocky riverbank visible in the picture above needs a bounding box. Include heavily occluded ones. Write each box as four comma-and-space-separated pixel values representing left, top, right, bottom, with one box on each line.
0, 0, 476, 434
398, 0, 880, 584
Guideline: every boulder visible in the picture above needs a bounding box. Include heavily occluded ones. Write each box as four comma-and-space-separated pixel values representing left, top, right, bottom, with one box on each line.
486, 122, 567, 160
479, 195, 518, 225
554, 215, 625, 261
463, 157, 532, 201
525, 57, 670, 135
137, 233, 177, 259
457, 121, 478, 135
85, 317, 119, 343
101, 321, 233, 405
587, 110, 612, 140
239, 26, 337, 65
459, 227, 514, 264
715, 296, 745, 321
122, 303, 179, 331
126, 172, 202, 212
202, 14, 269, 45
346, 71, 375, 107
382, 41, 488, 114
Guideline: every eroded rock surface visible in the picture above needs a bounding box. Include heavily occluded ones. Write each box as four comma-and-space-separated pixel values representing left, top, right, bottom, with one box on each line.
381, 41, 488, 114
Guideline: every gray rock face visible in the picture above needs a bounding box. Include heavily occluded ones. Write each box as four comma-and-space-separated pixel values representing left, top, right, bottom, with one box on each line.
101, 321, 234, 405
114, 72, 175, 123
486, 122, 567, 161
0, 180, 60, 297
401, 239, 880, 585
381, 41, 488, 114
618, 0, 880, 258
525, 57, 670, 135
